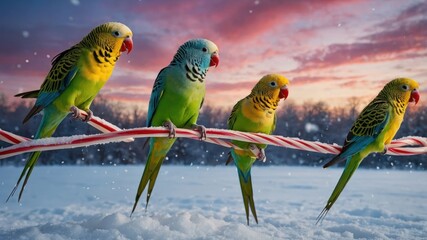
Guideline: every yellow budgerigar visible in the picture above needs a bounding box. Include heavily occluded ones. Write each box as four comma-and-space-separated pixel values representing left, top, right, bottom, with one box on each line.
317, 78, 420, 223
226, 74, 290, 225
11, 22, 133, 201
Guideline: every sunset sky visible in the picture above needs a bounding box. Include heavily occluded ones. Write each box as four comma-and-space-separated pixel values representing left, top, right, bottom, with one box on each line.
0, 0, 426, 111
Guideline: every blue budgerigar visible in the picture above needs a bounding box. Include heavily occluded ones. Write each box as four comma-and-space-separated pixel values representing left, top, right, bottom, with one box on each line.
131, 39, 219, 214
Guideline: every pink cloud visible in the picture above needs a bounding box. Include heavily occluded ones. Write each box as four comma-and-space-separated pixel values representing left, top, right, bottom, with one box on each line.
377, 2, 427, 27
293, 14, 427, 71
207, 80, 258, 94
100, 92, 150, 104
160, 1, 361, 41
1, 0, 371, 82
292, 76, 333, 85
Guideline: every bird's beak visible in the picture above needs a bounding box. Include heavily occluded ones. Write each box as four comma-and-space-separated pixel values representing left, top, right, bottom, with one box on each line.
279, 86, 289, 99
410, 89, 420, 105
121, 36, 133, 54
210, 52, 219, 67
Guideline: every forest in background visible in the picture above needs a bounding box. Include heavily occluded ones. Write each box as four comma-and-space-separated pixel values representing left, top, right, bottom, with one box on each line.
1, 92, 426, 170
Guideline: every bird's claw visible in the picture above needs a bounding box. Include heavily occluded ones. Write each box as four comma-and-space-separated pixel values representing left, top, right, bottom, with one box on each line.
70, 106, 92, 122
70, 106, 79, 119
249, 144, 266, 162
163, 120, 176, 138
84, 109, 93, 122
192, 124, 206, 140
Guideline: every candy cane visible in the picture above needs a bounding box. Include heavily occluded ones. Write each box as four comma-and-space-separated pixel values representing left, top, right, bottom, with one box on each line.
79, 111, 134, 142
1, 125, 426, 159
0, 129, 30, 145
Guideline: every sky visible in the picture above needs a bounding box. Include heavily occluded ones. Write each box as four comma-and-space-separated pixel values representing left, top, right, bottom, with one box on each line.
0, 0, 426, 111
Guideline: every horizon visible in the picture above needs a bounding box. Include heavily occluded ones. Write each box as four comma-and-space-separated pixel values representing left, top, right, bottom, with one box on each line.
0, 0, 426, 111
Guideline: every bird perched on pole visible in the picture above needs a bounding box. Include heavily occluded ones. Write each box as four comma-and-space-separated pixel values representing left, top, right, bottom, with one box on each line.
317, 78, 420, 224
226, 74, 290, 225
131, 38, 219, 215
11, 22, 133, 202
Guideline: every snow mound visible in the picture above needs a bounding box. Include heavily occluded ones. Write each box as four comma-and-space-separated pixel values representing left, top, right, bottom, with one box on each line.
0, 166, 426, 239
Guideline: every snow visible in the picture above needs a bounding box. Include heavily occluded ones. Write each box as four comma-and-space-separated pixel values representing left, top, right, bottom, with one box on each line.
0, 165, 426, 239
304, 122, 319, 133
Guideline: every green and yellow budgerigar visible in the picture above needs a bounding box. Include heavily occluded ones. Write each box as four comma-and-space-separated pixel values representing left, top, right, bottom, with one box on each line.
226, 74, 290, 225
11, 22, 133, 201
131, 39, 219, 215
317, 78, 420, 223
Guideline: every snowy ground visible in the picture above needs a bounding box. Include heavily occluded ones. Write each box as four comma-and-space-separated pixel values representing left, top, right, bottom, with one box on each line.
0, 165, 426, 240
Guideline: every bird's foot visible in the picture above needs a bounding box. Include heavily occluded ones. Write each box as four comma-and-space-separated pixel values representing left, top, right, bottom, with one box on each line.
249, 144, 266, 162
163, 120, 177, 138
70, 106, 92, 122
84, 109, 93, 122
191, 124, 206, 140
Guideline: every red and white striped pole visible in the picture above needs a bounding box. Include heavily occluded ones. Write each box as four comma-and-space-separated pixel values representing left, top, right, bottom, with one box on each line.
1, 114, 427, 159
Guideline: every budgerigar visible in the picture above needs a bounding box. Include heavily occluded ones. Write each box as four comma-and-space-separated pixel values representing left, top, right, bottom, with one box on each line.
317, 78, 420, 223
226, 74, 289, 225
11, 22, 133, 201
131, 39, 219, 215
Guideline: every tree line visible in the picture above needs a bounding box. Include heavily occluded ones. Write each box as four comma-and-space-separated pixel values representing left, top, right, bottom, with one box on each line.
1, 92, 426, 170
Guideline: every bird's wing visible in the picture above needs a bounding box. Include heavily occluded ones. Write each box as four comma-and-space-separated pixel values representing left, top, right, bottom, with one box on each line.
22, 47, 81, 122
323, 100, 390, 168
146, 67, 168, 127
227, 99, 244, 130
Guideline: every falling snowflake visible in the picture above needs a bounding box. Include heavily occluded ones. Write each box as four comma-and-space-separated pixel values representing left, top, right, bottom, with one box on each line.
70, 0, 80, 6
304, 122, 319, 133
22, 31, 30, 38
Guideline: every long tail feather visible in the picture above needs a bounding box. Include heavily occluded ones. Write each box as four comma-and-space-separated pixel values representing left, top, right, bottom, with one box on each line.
323, 154, 345, 168
23, 106, 44, 124
131, 158, 164, 216
317, 155, 361, 223
237, 168, 258, 225
131, 138, 175, 216
131, 163, 156, 215
225, 152, 233, 165
146, 163, 162, 208
316, 206, 330, 225
15, 90, 40, 98
8, 110, 65, 202
7, 151, 41, 202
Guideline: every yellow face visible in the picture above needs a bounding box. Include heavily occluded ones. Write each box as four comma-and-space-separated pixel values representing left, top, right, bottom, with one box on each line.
387, 78, 420, 104
98, 22, 133, 54
253, 74, 290, 101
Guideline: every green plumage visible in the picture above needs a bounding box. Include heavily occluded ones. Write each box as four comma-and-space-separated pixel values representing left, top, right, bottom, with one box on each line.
131, 39, 219, 214
10, 22, 133, 202
318, 78, 420, 223
227, 74, 289, 225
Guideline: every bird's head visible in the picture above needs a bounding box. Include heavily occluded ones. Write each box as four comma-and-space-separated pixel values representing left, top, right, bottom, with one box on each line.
175, 38, 219, 68
87, 22, 133, 54
385, 78, 420, 105
252, 74, 290, 101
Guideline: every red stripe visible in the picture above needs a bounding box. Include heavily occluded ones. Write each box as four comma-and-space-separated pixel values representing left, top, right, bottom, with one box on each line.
279, 138, 299, 149
294, 139, 318, 152
413, 138, 424, 146
257, 134, 281, 146
0, 130, 25, 144
90, 118, 117, 132
318, 144, 341, 154
388, 148, 413, 155
1, 126, 426, 159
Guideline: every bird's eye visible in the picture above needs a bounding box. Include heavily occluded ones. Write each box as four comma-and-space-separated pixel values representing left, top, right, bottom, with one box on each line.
113, 31, 120, 37
269, 81, 277, 87
202, 47, 207, 52
401, 84, 409, 91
